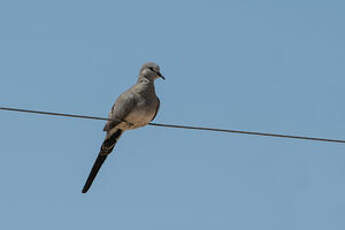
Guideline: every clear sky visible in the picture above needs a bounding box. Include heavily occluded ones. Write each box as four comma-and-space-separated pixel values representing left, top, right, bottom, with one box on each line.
1, 0, 345, 229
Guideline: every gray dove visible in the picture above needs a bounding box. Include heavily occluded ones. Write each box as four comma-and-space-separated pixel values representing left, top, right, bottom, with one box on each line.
82, 62, 165, 193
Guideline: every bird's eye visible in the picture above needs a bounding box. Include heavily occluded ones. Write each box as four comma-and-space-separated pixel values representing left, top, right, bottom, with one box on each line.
149, 67, 155, 72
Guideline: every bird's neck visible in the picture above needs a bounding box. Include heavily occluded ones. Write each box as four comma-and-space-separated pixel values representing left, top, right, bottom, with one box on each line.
137, 75, 154, 85
136, 76, 156, 93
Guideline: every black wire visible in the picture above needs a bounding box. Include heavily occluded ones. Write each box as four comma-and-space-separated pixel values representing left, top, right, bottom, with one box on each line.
1, 106, 345, 144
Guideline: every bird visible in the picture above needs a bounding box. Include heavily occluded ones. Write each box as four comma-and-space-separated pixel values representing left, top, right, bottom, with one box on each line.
82, 62, 165, 193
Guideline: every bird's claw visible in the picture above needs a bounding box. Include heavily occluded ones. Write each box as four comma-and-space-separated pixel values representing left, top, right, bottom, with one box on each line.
122, 120, 134, 127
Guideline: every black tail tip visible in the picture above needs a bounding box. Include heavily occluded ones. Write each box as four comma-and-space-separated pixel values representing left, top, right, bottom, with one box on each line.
82, 187, 89, 193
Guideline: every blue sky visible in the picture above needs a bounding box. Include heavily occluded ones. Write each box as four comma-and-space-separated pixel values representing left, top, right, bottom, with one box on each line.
1, 0, 345, 229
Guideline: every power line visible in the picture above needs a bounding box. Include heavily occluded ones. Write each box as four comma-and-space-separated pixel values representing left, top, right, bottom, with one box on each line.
1, 106, 345, 144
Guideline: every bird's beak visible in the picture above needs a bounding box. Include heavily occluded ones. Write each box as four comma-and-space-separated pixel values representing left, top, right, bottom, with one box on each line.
157, 72, 165, 80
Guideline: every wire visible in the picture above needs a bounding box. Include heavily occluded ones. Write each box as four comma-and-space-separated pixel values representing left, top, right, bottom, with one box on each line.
1, 106, 345, 144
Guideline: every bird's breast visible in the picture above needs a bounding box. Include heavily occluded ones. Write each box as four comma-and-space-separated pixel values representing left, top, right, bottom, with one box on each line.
118, 100, 158, 130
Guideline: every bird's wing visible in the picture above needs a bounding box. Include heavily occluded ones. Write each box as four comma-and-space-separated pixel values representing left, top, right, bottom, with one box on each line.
103, 90, 136, 132
151, 97, 160, 121
83, 89, 137, 193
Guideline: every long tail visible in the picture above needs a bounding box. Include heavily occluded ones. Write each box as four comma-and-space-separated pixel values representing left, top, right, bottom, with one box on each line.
82, 129, 123, 193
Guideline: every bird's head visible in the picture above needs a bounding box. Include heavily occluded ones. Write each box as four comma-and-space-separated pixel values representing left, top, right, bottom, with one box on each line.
139, 62, 165, 81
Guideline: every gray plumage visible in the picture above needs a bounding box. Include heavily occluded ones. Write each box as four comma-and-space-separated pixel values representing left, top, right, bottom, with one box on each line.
82, 62, 165, 193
